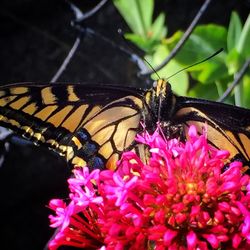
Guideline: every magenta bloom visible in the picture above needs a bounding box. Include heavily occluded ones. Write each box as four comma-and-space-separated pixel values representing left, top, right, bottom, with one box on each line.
48, 126, 250, 249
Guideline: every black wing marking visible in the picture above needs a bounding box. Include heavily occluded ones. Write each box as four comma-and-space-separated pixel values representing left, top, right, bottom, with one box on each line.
174, 96, 250, 165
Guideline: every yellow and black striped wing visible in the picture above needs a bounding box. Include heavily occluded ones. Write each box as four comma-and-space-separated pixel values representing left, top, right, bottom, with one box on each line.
77, 95, 144, 169
173, 96, 250, 167
3, 80, 249, 171
0, 83, 145, 169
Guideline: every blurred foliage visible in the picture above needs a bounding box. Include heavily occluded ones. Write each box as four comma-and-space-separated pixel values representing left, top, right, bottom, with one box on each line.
113, 0, 250, 108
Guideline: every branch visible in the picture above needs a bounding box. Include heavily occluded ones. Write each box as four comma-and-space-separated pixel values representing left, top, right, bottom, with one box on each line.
217, 58, 250, 102
68, 0, 108, 23
50, 36, 81, 82
140, 0, 213, 76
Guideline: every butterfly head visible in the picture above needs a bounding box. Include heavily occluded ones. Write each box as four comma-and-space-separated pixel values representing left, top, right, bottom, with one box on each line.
144, 79, 176, 126
153, 79, 168, 98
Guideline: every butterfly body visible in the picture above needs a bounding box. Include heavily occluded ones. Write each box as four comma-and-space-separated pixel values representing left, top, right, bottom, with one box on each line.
0, 81, 250, 170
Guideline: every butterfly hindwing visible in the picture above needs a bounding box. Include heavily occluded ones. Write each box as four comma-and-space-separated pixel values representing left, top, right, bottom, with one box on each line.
79, 95, 144, 169
173, 96, 250, 166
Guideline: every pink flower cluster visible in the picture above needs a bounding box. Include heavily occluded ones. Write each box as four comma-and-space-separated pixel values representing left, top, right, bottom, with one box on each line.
48, 126, 250, 249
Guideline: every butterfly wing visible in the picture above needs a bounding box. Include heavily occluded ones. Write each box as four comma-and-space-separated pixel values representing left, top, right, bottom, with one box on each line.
173, 96, 250, 166
79, 94, 145, 169
0, 83, 145, 169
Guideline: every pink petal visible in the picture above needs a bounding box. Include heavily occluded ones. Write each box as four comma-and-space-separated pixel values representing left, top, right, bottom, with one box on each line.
163, 229, 178, 246
202, 234, 219, 249
232, 233, 242, 248
187, 231, 197, 250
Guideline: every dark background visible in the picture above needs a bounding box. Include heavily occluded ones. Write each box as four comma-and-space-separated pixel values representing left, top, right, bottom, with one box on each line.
0, 0, 249, 249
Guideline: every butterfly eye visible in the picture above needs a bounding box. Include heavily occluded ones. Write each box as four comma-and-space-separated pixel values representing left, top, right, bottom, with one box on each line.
153, 80, 158, 88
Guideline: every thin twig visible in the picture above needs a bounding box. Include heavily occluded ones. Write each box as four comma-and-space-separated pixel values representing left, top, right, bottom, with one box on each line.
140, 0, 212, 76
69, 0, 108, 23
50, 36, 81, 82
217, 58, 250, 102
51, 0, 111, 82
68, 0, 148, 76
68, 0, 148, 75
1, 8, 114, 80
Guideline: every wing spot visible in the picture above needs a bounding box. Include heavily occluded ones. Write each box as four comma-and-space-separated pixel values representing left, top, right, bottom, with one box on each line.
59, 145, 68, 153
0, 96, 17, 106
84, 106, 137, 135
113, 114, 140, 151
22, 103, 38, 115
2, 118, 21, 128
10, 87, 28, 95
72, 156, 87, 167
239, 133, 250, 160
35, 106, 58, 120
80, 106, 101, 126
33, 132, 45, 143
72, 136, 83, 150
62, 105, 88, 132
10, 96, 30, 110
47, 139, 59, 149
41, 87, 57, 104
0, 90, 6, 97
47, 105, 74, 127
21, 125, 33, 134
67, 86, 80, 102
65, 146, 74, 161
106, 153, 119, 170
92, 125, 115, 146
98, 141, 113, 159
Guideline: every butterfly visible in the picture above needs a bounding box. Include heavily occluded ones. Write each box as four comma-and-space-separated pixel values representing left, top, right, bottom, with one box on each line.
0, 79, 250, 171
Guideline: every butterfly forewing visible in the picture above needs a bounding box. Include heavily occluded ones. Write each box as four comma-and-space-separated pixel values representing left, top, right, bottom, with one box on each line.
0, 83, 144, 169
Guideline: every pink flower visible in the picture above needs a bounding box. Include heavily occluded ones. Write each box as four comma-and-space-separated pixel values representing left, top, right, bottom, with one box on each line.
48, 126, 250, 249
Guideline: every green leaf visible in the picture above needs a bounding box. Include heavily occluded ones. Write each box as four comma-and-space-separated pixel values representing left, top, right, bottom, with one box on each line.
137, 0, 154, 32
113, 0, 153, 37
124, 34, 158, 53
237, 14, 250, 57
168, 24, 227, 65
147, 45, 188, 95
226, 48, 244, 75
242, 73, 250, 108
188, 82, 219, 100
227, 12, 242, 51
114, 0, 166, 53
189, 61, 228, 83
151, 13, 167, 40
124, 12, 166, 53
167, 24, 228, 83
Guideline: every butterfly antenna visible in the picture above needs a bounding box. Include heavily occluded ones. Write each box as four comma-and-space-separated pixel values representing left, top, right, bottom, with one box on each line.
166, 48, 223, 81
143, 57, 161, 79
